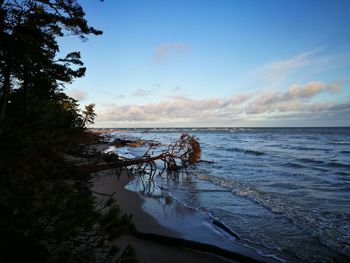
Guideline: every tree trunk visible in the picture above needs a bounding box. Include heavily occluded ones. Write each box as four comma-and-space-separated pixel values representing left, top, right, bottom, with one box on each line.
76, 152, 169, 174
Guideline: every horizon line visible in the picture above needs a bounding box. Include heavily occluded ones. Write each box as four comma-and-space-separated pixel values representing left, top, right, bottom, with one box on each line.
91, 126, 350, 129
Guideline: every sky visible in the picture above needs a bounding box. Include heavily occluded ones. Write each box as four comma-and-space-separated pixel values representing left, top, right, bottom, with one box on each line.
62, 0, 350, 127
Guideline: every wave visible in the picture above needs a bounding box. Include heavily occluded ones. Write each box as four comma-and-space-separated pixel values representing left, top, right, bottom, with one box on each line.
335, 171, 350, 176
328, 162, 350, 168
166, 191, 287, 262
330, 141, 350, 145
283, 162, 306, 169
295, 158, 350, 168
196, 173, 350, 257
298, 158, 325, 165
289, 146, 329, 151
226, 147, 265, 156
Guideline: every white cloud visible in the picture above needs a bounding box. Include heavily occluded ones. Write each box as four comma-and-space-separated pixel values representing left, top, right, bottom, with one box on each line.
246, 81, 341, 114
252, 48, 326, 86
284, 81, 340, 100
96, 81, 347, 126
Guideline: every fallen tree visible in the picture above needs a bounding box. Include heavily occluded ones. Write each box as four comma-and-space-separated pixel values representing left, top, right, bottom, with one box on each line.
76, 133, 201, 180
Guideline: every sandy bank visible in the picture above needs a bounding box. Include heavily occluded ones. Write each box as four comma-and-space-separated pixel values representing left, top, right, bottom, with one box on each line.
93, 170, 235, 262
85, 136, 276, 263
92, 165, 277, 263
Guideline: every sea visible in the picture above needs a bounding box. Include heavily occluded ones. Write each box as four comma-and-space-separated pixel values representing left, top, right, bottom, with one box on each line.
104, 127, 350, 263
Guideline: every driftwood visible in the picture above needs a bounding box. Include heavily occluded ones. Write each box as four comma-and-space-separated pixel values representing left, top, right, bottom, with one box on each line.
76, 134, 201, 180
78, 152, 167, 173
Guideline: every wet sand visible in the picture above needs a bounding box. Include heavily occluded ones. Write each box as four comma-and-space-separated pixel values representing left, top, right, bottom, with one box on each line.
93, 170, 235, 262
92, 169, 272, 263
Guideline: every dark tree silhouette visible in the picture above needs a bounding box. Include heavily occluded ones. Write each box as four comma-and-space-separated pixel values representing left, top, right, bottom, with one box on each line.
0, 2, 203, 262
0, 0, 102, 134
0, 1, 137, 262
83, 103, 97, 126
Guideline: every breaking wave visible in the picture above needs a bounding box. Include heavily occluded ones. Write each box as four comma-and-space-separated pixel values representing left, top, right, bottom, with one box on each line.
196, 173, 350, 257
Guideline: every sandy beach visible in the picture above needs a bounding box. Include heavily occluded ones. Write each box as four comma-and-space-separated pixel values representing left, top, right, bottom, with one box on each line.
93, 170, 234, 263
91, 155, 274, 263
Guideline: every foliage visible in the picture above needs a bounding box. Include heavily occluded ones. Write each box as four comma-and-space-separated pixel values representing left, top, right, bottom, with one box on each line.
177, 133, 201, 165
82, 103, 97, 126
0, 0, 102, 134
0, 138, 136, 262
0, 1, 137, 262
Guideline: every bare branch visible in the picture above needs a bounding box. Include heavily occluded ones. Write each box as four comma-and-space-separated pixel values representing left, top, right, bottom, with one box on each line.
75, 134, 201, 180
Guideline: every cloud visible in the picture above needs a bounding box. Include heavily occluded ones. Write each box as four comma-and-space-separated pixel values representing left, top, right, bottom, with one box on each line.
283, 82, 340, 99
67, 88, 88, 101
97, 81, 347, 126
253, 48, 326, 86
154, 43, 188, 64
246, 81, 341, 114
99, 97, 222, 122
263, 103, 350, 125
132, 89, 152, 97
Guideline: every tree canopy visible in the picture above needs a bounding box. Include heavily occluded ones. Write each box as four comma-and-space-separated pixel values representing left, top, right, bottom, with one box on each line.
0, 1, 137, 262
0, 0, 102, 135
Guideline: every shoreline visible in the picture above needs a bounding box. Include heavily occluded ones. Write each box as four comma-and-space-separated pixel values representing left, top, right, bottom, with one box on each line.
94, 128, 350, 263
92, 169, 234, 262
91, 152, 275, 262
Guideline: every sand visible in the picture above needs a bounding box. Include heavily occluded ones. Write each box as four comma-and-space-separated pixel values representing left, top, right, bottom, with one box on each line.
88, 138, 275, 263
93, 170, 235, 262
92, 166, 278, 263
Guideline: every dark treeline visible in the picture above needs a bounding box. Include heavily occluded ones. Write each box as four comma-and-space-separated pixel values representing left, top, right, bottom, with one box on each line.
0, 1, 136, 262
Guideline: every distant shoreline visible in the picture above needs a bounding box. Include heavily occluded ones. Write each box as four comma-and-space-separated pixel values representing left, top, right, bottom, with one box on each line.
91, 126, 350, 130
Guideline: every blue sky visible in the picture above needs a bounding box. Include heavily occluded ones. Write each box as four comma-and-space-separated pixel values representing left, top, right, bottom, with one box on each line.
62, 0, 350, 127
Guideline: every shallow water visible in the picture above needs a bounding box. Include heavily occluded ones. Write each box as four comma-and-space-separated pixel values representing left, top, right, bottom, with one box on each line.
107, 127, 350, 263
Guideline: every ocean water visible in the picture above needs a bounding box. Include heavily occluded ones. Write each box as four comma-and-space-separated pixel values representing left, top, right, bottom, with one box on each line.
106, 127, 350, 263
